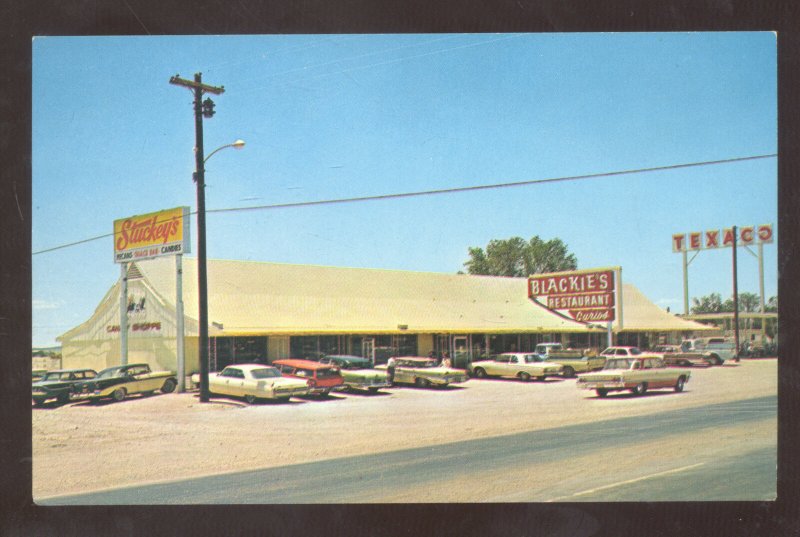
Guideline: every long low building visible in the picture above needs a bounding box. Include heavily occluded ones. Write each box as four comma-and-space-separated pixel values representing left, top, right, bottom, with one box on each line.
59, 256, 713, 373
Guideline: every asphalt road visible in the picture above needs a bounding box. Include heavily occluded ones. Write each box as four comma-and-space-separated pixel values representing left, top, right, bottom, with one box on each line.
42, 394, 776, 504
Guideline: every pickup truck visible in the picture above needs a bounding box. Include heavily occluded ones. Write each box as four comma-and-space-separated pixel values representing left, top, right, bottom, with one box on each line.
678, 338, 736, 366
535, 343, 605, 377
652, 344, 713, 367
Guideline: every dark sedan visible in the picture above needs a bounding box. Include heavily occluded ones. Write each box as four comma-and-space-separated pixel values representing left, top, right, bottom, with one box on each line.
32, 368, 98, 406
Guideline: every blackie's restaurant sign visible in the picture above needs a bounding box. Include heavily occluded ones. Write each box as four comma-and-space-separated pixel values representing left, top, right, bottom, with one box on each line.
528, 268, 617, 323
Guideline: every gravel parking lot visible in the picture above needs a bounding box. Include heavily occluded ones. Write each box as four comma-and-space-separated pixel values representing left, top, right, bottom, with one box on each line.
32, 359, 777, 500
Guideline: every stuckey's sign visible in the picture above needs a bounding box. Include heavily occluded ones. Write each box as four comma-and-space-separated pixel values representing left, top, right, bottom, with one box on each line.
672, 224, 773, 252
114, 207, 191, 263
528, 268, 617, 323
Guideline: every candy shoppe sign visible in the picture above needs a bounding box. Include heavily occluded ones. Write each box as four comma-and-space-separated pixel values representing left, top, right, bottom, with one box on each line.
113, 206, 191, 263
528, 268, 618, 323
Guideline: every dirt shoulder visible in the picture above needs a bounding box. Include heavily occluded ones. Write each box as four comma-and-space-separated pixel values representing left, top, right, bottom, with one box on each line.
33, 359, 777, 499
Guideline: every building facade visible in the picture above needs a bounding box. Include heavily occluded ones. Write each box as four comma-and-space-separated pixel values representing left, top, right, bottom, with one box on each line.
59, 257, 713, 374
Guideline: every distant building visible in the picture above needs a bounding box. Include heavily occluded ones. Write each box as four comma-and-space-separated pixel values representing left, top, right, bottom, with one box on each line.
682, 312, 778, 346
32, 349, 61, 372
59, 257, 713, 373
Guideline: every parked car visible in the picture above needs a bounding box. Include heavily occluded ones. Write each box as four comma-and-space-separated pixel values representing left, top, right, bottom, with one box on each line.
32, 368, 98, 406
376, 357, 468, 388
73, 363, 177, 403
273, 359, 344, 396
469, 353, 563, 381
534, 343, 605, 377
205, 364, 310, 403
319, 355, 391, 393
576, 356, 691, 398
32, 369, 48, 381
599, 346, 646, 358
652, 344, 713, 367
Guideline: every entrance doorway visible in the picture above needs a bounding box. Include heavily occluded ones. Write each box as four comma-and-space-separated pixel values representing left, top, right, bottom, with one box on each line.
452, 335, 471, 369
362, 338, 375, 366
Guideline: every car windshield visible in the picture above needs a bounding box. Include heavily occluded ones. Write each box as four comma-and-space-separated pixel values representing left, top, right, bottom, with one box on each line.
399, 359, 436, 368
42, 372, 64, 381
315, 368, 340, 379
604, 358, 633, 370
96, 368, 124, 379
334, 358, 368, 369
250, 367, 281, 379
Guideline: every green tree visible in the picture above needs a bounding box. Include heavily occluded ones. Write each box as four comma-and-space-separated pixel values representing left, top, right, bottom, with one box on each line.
694, 292, 764, 314
463, 236, 578, 277
691, 293, 724, 314
722, 292, 763, 313
765, 295, 778, 313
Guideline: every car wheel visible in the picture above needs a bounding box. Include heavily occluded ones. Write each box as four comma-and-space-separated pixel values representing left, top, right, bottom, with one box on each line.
674, 376, 686, 393
630, 383, 647, 396
368, 387, 380, 394
244, 394, 258, 404
161, 378, 177, 394
562, 366, 575, 378
56, 392, 70, 404
112, 388, 127, 402
710, 354, 722, 366
518, 372, 531, 382
277, 396, 290, 403
596, 388, 609, 398
473, 367, 487, 378
319, 389, 331, 397
415, 377, 431, 388
33, 398, 46, 407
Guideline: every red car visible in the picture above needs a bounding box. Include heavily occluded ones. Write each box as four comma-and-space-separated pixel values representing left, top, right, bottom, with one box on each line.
272, 359, 344, 396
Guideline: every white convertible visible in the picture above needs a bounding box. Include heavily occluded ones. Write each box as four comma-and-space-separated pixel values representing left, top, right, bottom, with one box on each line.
205, 364, 310, 403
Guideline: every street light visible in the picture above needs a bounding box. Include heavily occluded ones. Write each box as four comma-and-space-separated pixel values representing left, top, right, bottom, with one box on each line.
205, 139, 246, 163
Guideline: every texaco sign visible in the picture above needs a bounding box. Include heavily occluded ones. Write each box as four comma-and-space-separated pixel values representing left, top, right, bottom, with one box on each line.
528, 268, 618, 323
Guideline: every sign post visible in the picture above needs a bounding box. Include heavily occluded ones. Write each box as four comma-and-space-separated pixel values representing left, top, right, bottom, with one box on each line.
119, 263, 128, 365
672, 223, 774, 319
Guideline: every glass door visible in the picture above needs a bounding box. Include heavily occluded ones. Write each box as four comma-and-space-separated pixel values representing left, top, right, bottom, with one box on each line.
452, 335, 471, 369
362, 338, 375, 366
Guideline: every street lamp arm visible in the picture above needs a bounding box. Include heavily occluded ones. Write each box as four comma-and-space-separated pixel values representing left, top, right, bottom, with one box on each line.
204, 140, 246, 164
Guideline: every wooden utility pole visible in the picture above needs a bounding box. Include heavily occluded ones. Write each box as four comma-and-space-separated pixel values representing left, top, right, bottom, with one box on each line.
169, 73, 224, 402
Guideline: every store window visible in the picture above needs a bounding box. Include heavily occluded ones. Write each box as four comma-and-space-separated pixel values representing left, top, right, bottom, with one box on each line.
210, 336, 268, 370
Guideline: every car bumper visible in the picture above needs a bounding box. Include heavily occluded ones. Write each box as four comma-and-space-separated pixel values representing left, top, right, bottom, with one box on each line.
273, 386, 311, 398
577, 381, 626, 390
345, 380, 392, 390
426, 375, 468, 385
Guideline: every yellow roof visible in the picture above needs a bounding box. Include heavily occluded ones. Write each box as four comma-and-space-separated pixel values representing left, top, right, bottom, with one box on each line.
136, 257, 598, 335
612, 285, 714, 332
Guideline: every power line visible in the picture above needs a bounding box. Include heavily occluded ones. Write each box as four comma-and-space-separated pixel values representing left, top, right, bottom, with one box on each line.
207, 153, 777, 214
31, 153, 777, 256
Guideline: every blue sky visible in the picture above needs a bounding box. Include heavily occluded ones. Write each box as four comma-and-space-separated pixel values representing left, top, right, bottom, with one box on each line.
32, 33, 777, 347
